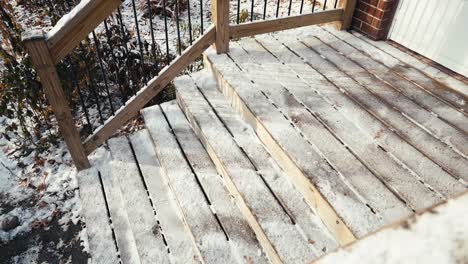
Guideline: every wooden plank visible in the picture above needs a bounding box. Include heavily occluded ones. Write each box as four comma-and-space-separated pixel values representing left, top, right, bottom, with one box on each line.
315, 27, 468, 133
141, 105, 237, 263
353, 31, 468, 99
189, 70, 339, 256
204, 49, 367, 244
91, 148, 141, 264
108, 137, 171, 263
229, 9, 343, 39
212, 0, 230, 53
161, 102, 268, 263
175, 76, 318, 263
46, 0, 122, 63
129, 130, 197, 263
334, 0, 356, 30
237, 38, 445, 208
255, 33, 467, 195
83, 26, 215, 154
300, 36, 468, 157
227, 41, 411, 222
76, 168, 119, 264
335, 27, 468, 113
291, 29, 468, 180
22, 30, 90, 170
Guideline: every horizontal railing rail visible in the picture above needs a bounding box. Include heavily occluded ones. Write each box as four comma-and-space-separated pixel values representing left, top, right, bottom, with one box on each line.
23, 0, 356, 170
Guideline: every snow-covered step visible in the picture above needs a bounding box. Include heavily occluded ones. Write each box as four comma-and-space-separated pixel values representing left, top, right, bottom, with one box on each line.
76, 167, 120, 264
142, 103, 268, 263
174, 73, 333, 263
203, 26, 468, 245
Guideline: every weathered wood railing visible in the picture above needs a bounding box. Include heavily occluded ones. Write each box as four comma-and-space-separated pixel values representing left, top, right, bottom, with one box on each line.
22, 0, 356, 170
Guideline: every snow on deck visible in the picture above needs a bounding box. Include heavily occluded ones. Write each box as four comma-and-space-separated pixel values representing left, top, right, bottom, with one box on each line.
76, 26, 468, 263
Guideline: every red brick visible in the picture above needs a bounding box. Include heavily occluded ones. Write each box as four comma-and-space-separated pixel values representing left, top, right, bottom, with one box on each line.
354, 9, 374, 25
378, 0, 394, 11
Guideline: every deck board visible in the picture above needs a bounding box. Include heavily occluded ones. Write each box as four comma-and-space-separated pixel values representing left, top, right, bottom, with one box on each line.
142, 106, 237, 263
175, 75, 318, 263
129, 130, 197, 264
254, 33, 466, 194
227, 41, 411, 221
300, 35, 468, 157
235, 38, 444, 208
160, 101, 269, 263
189, 70, 339, 255
93, 149, 141, 264
275, 30, 468, 180
352, 31, 468, 100
339, 29, 468, 112
108, 138, 171, 263
76, 168, 120, 264
78, 25, 468, 264
314, 27, 468, 133
205, 48, 377, 241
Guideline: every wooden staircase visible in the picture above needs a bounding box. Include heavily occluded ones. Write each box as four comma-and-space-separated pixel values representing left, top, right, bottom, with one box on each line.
78, 27, 468, 264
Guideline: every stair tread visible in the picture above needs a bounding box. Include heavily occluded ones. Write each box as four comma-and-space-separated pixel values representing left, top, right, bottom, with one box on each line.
160, 101, 269, 263
174, 74, 319, 263
204, 47, 378, 240
108, 137, 171, 263
129, 130, 197, 263
235, 37, 444, 209
142, 104, 263, 263
188, 70, 339, 255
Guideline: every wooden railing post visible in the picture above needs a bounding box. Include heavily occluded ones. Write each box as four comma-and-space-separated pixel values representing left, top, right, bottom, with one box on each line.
336, 0, 357, 30
212, 0, 230, 53
22, 30, 91, 171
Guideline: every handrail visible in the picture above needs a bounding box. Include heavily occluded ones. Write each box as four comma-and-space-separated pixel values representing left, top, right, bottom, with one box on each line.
230, 9, 343, 39
22, 0, 356, 170
83, 26, 216, 154
46, 0, 123, 64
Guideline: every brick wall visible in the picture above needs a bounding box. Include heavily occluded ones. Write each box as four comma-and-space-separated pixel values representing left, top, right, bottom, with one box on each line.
351, 0, 399, 40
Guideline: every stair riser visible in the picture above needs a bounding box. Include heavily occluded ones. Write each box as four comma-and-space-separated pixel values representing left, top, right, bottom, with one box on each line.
203, 53, 356, 246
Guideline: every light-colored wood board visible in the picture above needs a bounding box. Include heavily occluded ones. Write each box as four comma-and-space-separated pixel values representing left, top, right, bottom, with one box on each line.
352, 31, 468, 101
83, 26, 216, 154
161, 101, 268, 263
91, 148, 141, 264
300, 36, 468, 157
314, 27, 468, 133
273, 31, 468, 183
76, 168, 119, 264
353, 31, 468, 99
229, 9, 343, 39
228, 41, 411, 221
334, 0, 356, 30
189, 70, 339, 255
142, 105, 237, 263
46, 0, 122, 63
175, 76, 318, 263
212, 0, 229, 53
254, 34, 466, 197
340, 28, 468, 113
129, 130, 197, 264
108, 137, 171, 263
204, 48, 373, 243
22, 31, 89, 170
236, 38, 445, 208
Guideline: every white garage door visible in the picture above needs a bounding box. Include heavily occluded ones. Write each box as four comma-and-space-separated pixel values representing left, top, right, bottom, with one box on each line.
388, 0, 468, 77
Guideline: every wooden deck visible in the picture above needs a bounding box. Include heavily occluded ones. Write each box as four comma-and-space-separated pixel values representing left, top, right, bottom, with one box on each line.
77, 26, 468, 264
